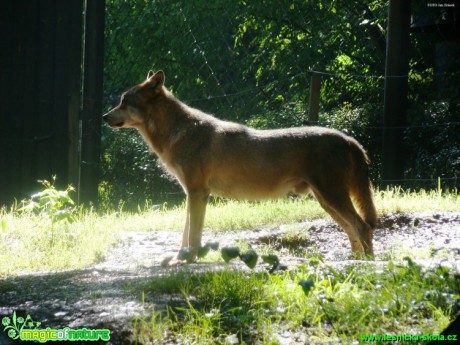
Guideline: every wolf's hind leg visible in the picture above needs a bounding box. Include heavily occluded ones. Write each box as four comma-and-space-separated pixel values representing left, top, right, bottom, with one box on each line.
312, 186, 374, 258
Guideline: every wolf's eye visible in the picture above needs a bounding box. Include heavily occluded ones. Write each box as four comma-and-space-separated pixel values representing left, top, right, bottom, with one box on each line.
119, 95, 128, 109
121, 93, 133, 104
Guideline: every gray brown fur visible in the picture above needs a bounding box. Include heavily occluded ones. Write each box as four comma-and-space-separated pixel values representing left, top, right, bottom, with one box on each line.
103, 71, 377, 260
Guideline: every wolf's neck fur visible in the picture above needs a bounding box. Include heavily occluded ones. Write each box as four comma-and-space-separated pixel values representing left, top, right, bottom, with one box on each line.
137, 89, 192, 158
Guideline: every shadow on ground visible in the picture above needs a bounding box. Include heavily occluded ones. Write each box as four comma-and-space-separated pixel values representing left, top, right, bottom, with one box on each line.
1, 212, 459, 344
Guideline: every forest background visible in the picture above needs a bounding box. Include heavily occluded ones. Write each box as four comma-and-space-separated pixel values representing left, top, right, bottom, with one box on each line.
101, 0, 459, 209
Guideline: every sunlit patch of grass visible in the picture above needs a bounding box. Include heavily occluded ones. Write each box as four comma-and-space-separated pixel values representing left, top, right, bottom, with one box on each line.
0, 208, 124, 277
137, 197, 326, 232
132, 259, 459, 344
141, 188, 459, 233
0, 178, 142, 277
375, 187, 459, 214
205, 197, 326, 231
386, 241, 455, 262
1, 187, 458, 277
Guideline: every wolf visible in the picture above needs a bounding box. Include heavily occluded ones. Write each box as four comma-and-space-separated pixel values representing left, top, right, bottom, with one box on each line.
103, 70, 377, 260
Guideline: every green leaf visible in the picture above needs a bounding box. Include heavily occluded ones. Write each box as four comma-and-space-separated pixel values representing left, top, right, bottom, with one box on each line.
221, 247, 240, 263
197, 241, 220, 258
262, 254, 281, 273
206, 242, 219, 251
261, 254, 279, 265
240, 250, 258, 269
299, 279, 315, 295
197, 246, 210, 258
1, 219, 8, 232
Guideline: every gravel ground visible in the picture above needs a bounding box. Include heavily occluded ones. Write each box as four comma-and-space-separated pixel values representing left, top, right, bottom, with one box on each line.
1, 212, 459, 344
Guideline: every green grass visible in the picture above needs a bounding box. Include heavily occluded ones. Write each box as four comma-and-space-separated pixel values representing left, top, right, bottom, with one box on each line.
144, 197, 326, 232
376, 187, 460, 214
0, 209, 118, 277
132, 187, 460, 232
132, 260, 459, 344
0, 188, 459, 277
1, 186, 459, 343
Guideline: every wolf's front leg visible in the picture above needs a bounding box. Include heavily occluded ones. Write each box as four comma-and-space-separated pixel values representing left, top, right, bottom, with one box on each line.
181, 209, 191, 248
180, 188, 210, 261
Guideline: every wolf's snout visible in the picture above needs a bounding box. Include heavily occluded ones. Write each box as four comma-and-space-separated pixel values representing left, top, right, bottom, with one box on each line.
102, 111, 124, 128
103, 111, 124, 128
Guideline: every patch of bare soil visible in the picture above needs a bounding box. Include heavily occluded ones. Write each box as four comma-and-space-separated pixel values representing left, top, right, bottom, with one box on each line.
1, 212, 459, 344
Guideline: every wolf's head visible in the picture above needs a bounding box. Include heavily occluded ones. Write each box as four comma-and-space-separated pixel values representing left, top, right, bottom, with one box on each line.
103, 70, 165, 129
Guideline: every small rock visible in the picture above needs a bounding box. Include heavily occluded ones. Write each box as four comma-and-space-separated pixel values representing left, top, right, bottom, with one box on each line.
224, 334, 239, 344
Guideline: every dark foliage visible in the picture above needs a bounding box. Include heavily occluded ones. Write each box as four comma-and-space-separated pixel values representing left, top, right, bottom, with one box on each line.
101, 0, 459, 208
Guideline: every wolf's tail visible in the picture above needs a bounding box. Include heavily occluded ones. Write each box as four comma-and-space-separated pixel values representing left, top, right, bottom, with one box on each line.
350, 143, 378, 229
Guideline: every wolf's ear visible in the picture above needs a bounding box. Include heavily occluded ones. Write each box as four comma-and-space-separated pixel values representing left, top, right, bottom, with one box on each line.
154, 71, 165, 86
142, 71, 165, 92
144, 70, 165, 91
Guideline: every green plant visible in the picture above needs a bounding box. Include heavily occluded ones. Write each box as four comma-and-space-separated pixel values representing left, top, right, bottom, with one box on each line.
133, 259, 460, 344
0, 179, 123, 277
18, 176, 77, 225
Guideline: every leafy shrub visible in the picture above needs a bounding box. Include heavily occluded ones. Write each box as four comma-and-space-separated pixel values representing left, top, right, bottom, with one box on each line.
405, 101, 460, 189
19, 177, 77, 225
17, 177, 81, 252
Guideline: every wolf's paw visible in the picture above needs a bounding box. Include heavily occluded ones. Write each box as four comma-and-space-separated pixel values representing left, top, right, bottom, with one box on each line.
349, 251, 374, 261
160, 248, 199, 266
160, 255, 174, 267
177, 247, 197, 263
160, 255, 189, 267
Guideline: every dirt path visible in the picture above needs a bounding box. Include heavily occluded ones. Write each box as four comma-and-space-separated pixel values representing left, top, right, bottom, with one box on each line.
1, 212, 459, 344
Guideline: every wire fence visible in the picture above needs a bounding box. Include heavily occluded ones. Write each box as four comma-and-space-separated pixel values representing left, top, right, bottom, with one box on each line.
102, 0, 459, 207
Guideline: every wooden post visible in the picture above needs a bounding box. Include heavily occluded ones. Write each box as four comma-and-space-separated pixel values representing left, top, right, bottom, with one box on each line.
67, 0, 85, 192
308, 72, 321, 125
79, 0, 105, 204
0, 0, 85, 205
381, 0, 411, 186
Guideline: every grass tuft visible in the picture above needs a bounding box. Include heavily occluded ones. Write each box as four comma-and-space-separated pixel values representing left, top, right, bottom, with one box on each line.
132, 260, 460, 344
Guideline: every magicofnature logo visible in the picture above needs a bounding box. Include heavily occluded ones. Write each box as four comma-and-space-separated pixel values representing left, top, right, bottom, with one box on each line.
2, 311, 110, 342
